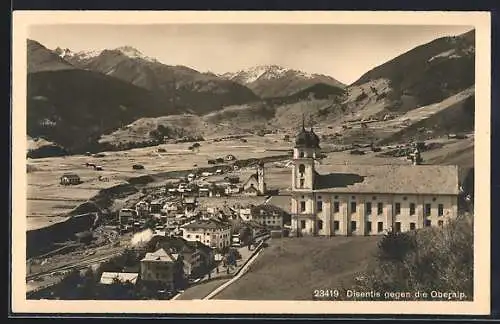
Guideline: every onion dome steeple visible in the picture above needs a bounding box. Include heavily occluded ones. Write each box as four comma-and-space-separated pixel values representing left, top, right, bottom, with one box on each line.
294, 114, 320, 149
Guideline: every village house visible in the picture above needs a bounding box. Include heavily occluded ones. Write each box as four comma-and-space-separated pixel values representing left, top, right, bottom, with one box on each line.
178, 245, 202, 278
245, 220, 268, 238
209, 186, 226, 198
183, 196, 197, 207
140, 248, 182, 290
149, 200, 163, 214
181, 219, 232, 250
239, 208, 252, 221
135, 201, 150, 218
151, 236, 205, 278
60, 173, 81, 185
163, 201, 180, 213
181, 196, 197, 218
225, 184, 241, 195
250, 204, 287, 230
289, 124, 460, 236
185, 240, 215, 270
197, 187, 209, 197
118, 208, 137, 226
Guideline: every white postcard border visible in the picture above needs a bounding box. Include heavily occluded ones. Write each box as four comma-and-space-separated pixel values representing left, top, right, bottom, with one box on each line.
11, 10, 491, 315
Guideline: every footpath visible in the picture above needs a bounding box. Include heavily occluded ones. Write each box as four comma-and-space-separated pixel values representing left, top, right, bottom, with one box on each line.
172, 236, 269, 300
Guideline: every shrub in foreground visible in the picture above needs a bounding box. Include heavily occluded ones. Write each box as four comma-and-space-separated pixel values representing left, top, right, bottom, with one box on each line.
351, 214, 473, 301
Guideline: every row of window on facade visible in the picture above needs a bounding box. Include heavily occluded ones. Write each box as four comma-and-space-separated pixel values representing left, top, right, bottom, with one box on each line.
260, 219, 281, 224
299, 219, 445, 232
187, 236, 229, 248
190, 228, 227, 233
300, 200, 445, 217
186, 233, 230, 239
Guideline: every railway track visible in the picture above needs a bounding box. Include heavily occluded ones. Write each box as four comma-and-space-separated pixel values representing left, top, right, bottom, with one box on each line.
26, 250, 124, 281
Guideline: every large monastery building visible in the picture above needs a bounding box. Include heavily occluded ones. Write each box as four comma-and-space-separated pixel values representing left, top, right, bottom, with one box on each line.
289, 124, 459, 236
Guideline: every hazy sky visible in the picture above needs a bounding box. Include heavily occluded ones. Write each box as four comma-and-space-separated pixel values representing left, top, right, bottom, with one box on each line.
29, 24, 473, 84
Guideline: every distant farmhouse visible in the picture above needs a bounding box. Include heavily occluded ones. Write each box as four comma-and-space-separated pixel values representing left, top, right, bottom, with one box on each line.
60, 172, 81, 185
290, 122, 459, 237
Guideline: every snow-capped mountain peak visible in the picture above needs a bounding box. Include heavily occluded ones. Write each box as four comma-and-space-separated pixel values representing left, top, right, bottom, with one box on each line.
112, 45, 158, 63
222, 65, 318, 84
75, 49, 102, 60
53, 45, 159, 63
54, 46, 103, 61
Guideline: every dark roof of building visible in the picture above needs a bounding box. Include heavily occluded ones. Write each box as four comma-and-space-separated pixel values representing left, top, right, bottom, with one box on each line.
182, 219, 231, 230
246, 220, 267, 229
251, 204, 287, 217
312, 164, 459, 195
185, 240, 212, 253
61, 173, 80, 178
151, 236, 197, 254
141, 248, 178, 263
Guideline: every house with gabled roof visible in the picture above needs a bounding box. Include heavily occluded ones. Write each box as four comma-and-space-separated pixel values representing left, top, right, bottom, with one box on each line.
140, 248, 182, 290
60, 173, 81, 185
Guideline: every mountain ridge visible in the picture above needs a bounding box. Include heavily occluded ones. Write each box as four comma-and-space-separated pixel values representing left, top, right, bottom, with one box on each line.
221, 64, 346, 98
27, 30, 475, 156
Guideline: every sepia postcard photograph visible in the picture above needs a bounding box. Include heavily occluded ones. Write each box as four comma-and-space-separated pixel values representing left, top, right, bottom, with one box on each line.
11, 10, 491, 316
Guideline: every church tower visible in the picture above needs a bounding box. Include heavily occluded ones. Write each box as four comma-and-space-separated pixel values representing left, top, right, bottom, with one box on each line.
257, 161, 266, 195
290, 116, 321, 236
292, 117, 320, 190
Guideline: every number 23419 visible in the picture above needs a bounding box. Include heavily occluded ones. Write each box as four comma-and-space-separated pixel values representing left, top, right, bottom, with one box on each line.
313, 289, 340, 299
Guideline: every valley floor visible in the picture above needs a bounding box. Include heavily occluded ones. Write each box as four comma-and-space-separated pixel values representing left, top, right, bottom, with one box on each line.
25, 133, 474, 232
25, 134, 293, 231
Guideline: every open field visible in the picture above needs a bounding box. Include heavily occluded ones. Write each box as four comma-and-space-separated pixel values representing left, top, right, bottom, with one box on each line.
423, 136, 474, 167
212, 236, 381, 300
